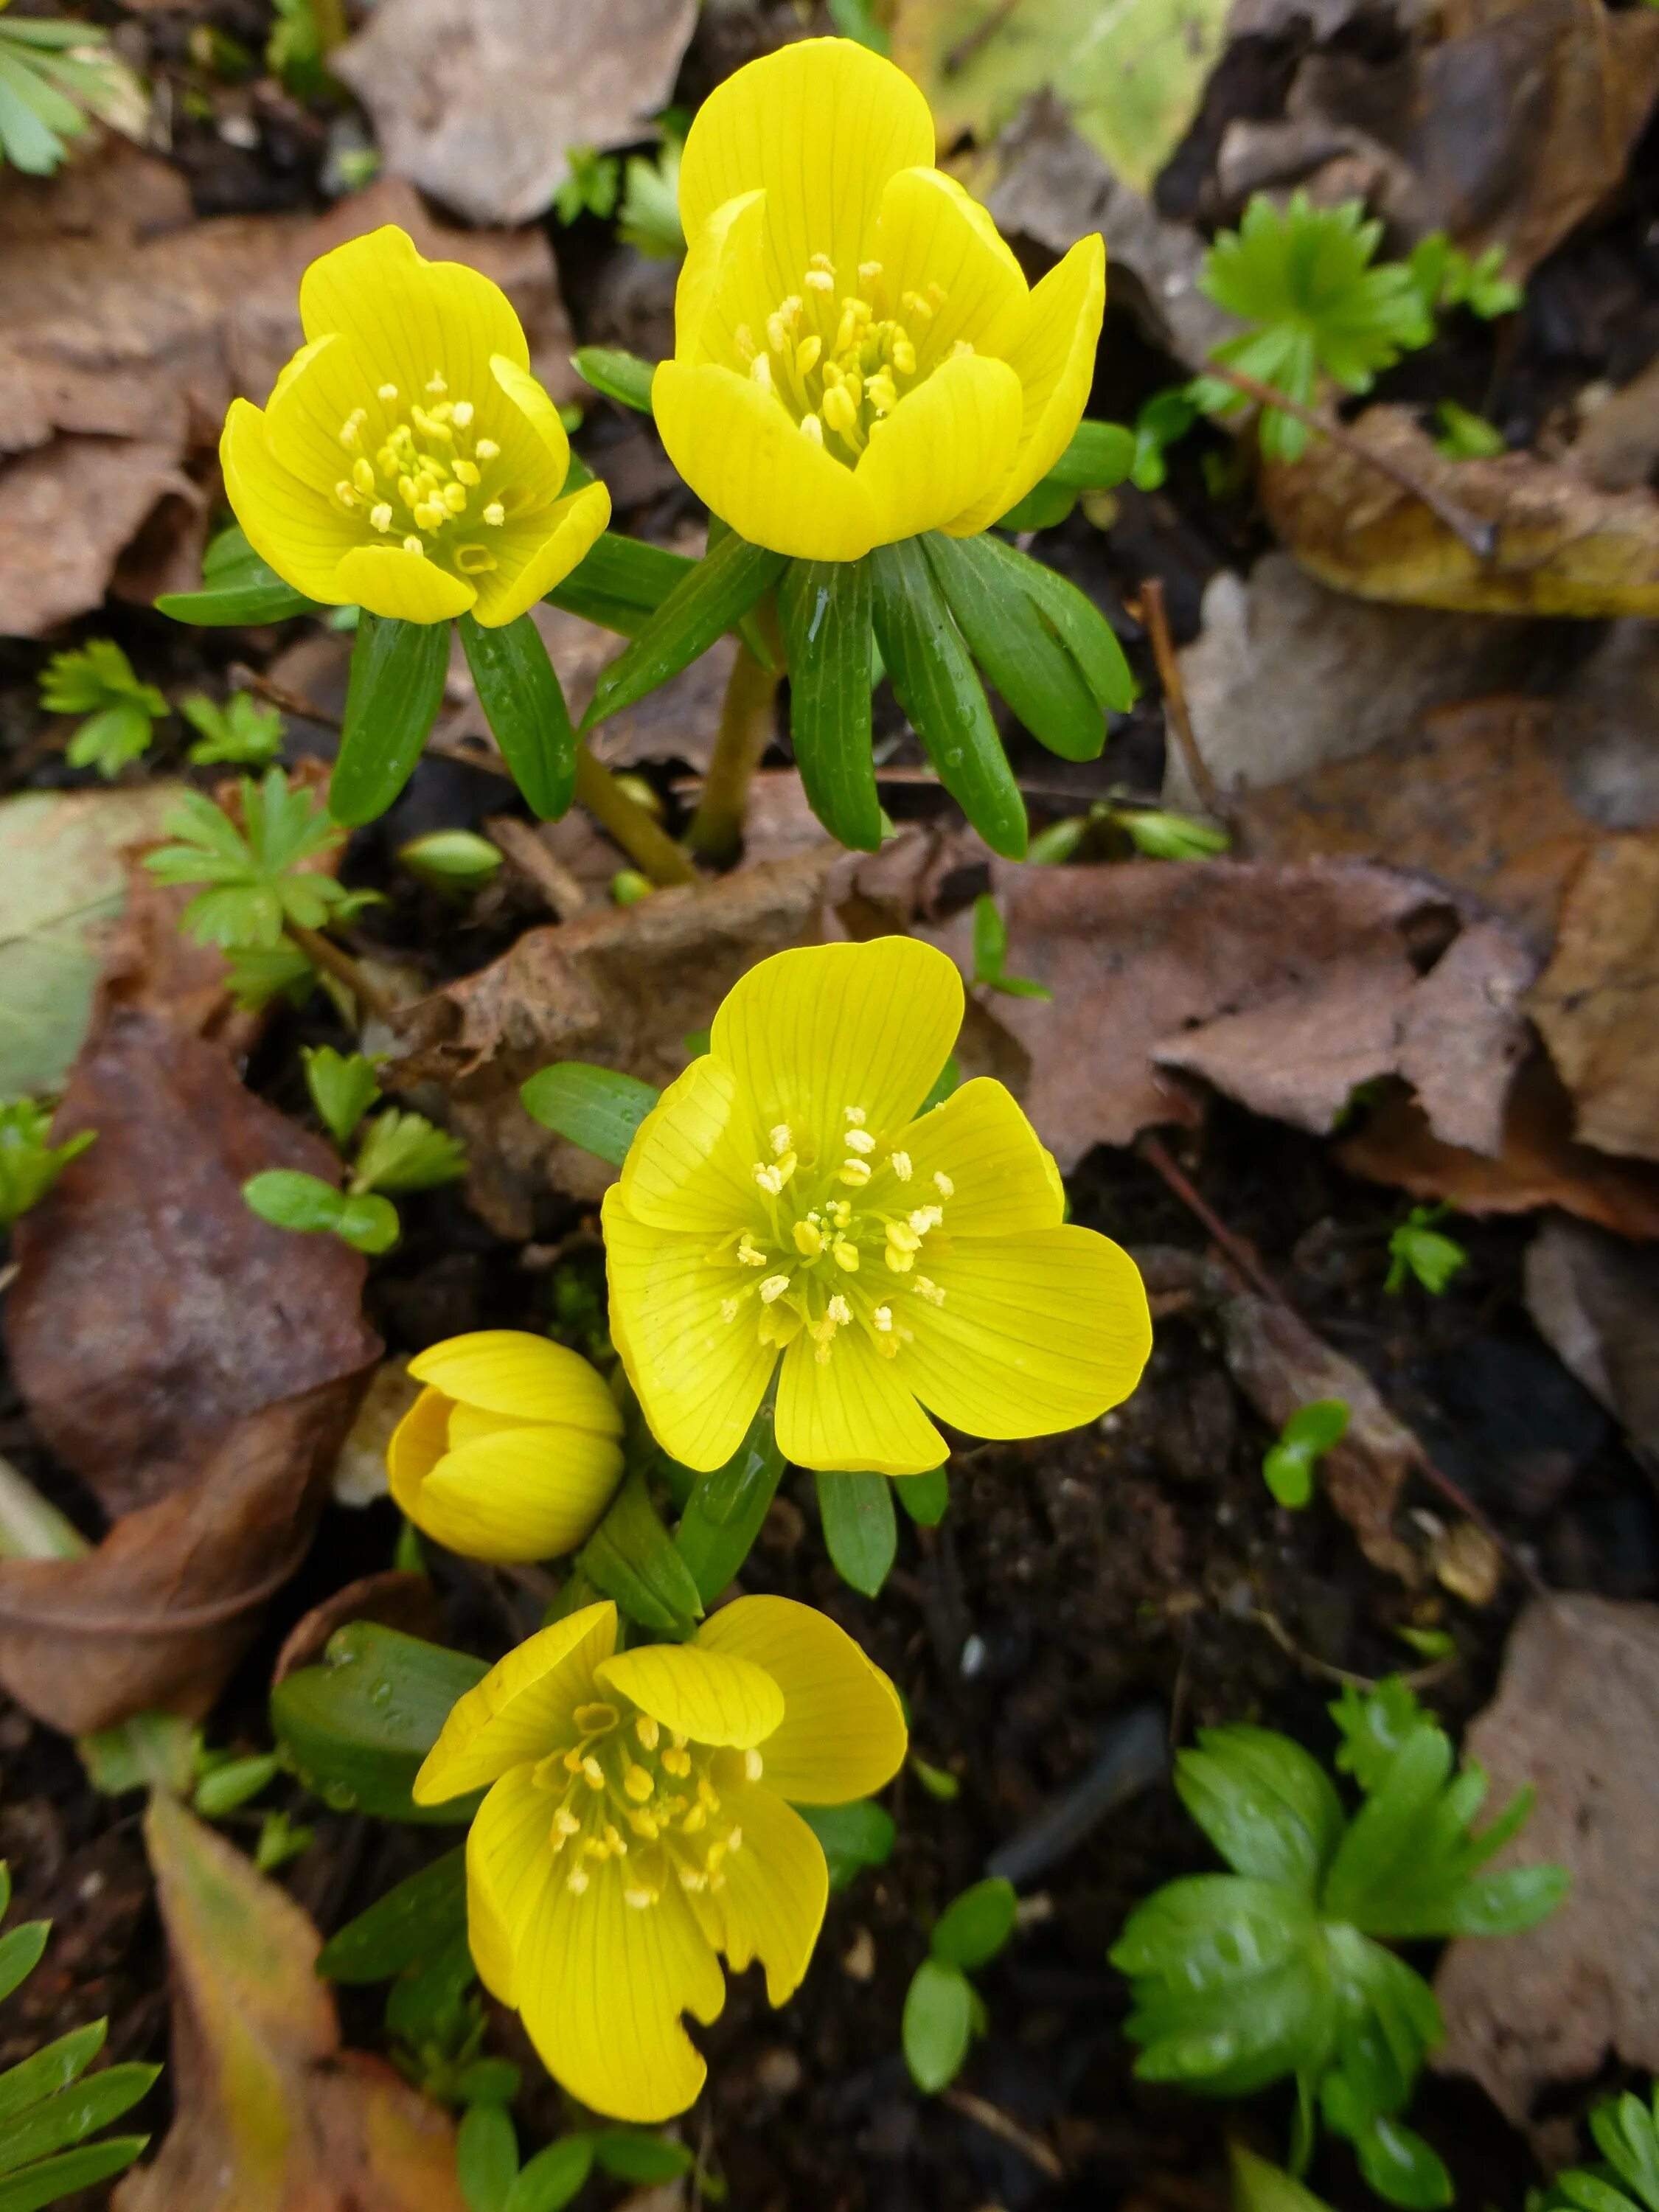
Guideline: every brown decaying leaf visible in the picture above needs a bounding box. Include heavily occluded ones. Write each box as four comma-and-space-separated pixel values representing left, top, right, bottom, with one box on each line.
1262, 406, 1659, 619
1525, 1216, 1659, 1462
116, 1795, 467, 2212
1434, 1594, 1659, 2124
1525, 832, 1659, 1164
333, 0, 699, 229
0, 156, 576, 636
0, 1008, 378, 1733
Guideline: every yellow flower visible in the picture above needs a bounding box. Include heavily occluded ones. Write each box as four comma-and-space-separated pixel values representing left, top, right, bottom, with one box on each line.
389, 1331, 625, 1563
414, 1594, 906, 2121
221, 226, 611, 626
653, 38, 1105, 563
602, 937, 1152, 1476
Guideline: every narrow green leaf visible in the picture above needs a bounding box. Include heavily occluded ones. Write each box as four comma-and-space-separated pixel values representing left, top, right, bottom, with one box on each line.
894, 1466, 948, 1526
582, 1471, 704, 1637
869, 538, 1026, 859
459, 2104, 518, 2212
1349, 2115, 1453, 2210
330, 612, 451, 827
572, 348, 656, 413
0, 2065, 159, 2179
156, 524, 322, 626
925, 533, 1105, 762
815, 1470, 897, 1599
778, 558, 880, 851
931, 1877, 1018, 1970
192, 1752, 279, 1818
0, 2136, 150, 2212
0, 1924, 48, 2007
979, 535, 1135, 716
544, 532, 692, 639
592, 2132, 693, 2183
317, 1848, 467, 1983
271, 1624, 488, 1824
507, 2136, 595, 2212
798, 1799, 897, 1890
519, 1062, 660, 1169
0, 2023, 105, 2130
902, 1958, 975, 2093
583, 532, 787, 734
459, 611, 576, 821
675, 1397, 785, 1607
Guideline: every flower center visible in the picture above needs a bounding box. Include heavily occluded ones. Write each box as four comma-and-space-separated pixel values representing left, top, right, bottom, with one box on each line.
530, 1698, 757, 1911
331, 370, 511, 575
717, 1103, 951, 1363
734, 257, 969, 465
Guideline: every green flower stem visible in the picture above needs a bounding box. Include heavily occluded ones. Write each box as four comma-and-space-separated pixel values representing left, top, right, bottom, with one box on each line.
685, 642, 782, 866
283, 920, 397, 1025
572, 743, 698, 887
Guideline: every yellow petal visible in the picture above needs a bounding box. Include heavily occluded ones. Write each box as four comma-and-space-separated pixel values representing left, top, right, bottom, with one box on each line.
855, 348, 1023, 549
707, 1782, 827, 2006
596, 1642, 785, 1748
945, 234, 1106, 536
413, 1601, 616, 1803
333, 543, 476, 623
408, 1331, 623, 1432
653, 360, 877, 562
710, 937, 963, 1147
678, 38, 934, 309
900, 1077, 1064, 1236
299, 223, 531, 403
619, 1054, 758, 1237
776, 1321, 945, 1476
872, 167, 1028, 370
467, 1761, 553, 2006
220, 397, 355, 605
515, 1855, 723, 2123
470, 477, 613, 627
904, 1223, 1151, 1439
672, 188, 770, 369
386, 1385, 453, 1518
487, 352, 570, 486
698, 1595, 907, 1804
407, 1426, 625, 1563
262, 327, 372, 493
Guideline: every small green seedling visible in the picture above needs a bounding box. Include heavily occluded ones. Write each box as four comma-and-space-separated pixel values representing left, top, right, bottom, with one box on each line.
179, 689, 285, 768
1113, 1678, 1567, 2206
457, 2107, 703, 2212
1263, 1399, 1350, 1510
1405, 236, 1523, 322
1385, 1206, 1468, 1297
1029, 799, 1228, 866
553, 144, 619, 226
0, 0, 142, 175
145, 768, 360, 950
1231, 2143, 1338, 2212
39, 641, 167, 779
910, 1754, 960, 1803
971, 894, 1051, 1001
902, 1877, 1018, 2095
1545, 2079, 1659, 2212
1432, 400, 1506, 461
617, 136, 685, 261
799, 1799, 897, 1891
397, 830, 504, 895
0, 1101, 94, 1226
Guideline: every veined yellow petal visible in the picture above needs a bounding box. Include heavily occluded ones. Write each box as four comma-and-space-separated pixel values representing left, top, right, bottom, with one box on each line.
413, 1601, 616, 1803
899, 1077, 1064, 1236
408, 1331, 623, 1432
698, 1596, 907, 1804
672, 188, 770, 370
386, 1385, 453, 1519
653, 361, 877, 563
408, 1425, 625, 1563
873, 167, 1028, 371
262, 327, 374, 493
487, 352, 570, 483
601, 1188, 776, 1472
333, 543, 476, 623
709, 938, 963, 1144
596, 1643, 785, 1749
619, 1054, 758, 1237
905, 1223, 1151, 1439
515, 1854, 723, 2123
299, 224, 531, 401
776, 1322, 945, 1477
945, 234, 1106, 535
470, 477, 612, 627
678, 38, 934, 310
855, 349, 1023, 549
707, 1782, 827, 2006
220, 398, 355, 605
467, 1761, 553, 2005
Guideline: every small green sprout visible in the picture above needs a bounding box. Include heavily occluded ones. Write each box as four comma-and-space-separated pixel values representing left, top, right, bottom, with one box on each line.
351, 1107, 467, 1194
179, 689, 285, 768
1113, 1678, 1567, 2206
0, 1102, 94, 1225
144, 768, 359, 950
266, 0, 327, 97
397, 830, 504, 895
301, 1044, 382, 1147
456, 2110, 699, 2212
0, 0, 143, 175
40, 641, 167, 779
253, 1807, 314, 1874
1263, 1398, 1350, 1510
971, 894, 1051, 1001
1406, 235, 1523, 321
1432, 399, 1506, 461
1385, 1206, 1468, 1297
902, 1878, 1018, 2095
611, 869, 653, 908
554, 143, 620, 226
909, 1754, 961, 1803
1125, 388, 1200, 492
1029, 801, 1229, 866
1545, 2079, 1659, 2212
617, 136, 685, 261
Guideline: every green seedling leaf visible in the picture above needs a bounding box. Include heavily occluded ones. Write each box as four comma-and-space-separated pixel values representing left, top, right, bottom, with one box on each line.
971, 894, 1051, 1000
931, 1877, 1018, 1971
816, 1469, 898, 1598
180, 689, 285, 768
145, 768, 350, 950
243, 1169, 349, 1237
894, 1465, 949, 1526
798, 1799, 897, 1890
40, 641, 167, 781
618, 139, 685, 261
1343, 2112, 1453, 2209
902, 1958, 975, 2094
0, 1102, 94, 1228
0, 1921, 48, 2007
458, 2103, 518, 2212
1262, 1397, 1349, 1509
0, 2022, 106, 2132
1116, 807, 1230, 860
398, 830, 504, 894
330, 612, 451, 826
157, 521, 322, 626
1433, 399, 1506, 461
911, 1756, 960, 1803
507, 2135, 595, 2212
572, 347, 657, 413
351, 1109, 465, 1195
192, 1752, 279, 1818
459, 610, 577, 821
554, 144, 619, 224
582, 1470, 704, 1638
253, 1809, 313, 1874
584, 532, 786, 731
520, 1062, 660, 1168
302, 1046, 382, 1147
925, 532, 1105, 763
0, 2135, 151, 2212
319, 1848, 467, 1983
0, 2064, 159, 2180
1385, 1206, 1468, 1296
271, 1622, 488, 1823
1230, 2143, 1339, 2212
335, 1192, 400, 1254
779, 557, 881, 851
592, 2132, 694, 2184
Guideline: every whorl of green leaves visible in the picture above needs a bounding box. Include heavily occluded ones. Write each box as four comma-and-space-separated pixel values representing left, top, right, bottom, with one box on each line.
0, 1, 139, 176
1548, 2083, 1659, 2212
1112, 1679, 1567, 2208
38, 641, 167, 781
143, 768, 361, 950
0, 1103, 93, 1228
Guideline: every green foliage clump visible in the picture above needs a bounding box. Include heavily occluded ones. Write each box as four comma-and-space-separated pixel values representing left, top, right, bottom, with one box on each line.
1385, 1206, 1468, 1297
39, 641, 167, 780
1112, 1679, 1567, 2206
617, 136, 685, 261
0, 1101, 93, 1227
902, 1877, 1018, 2095
1263, 1398, 1349, 1510
554, 144, 619, 226
1547, 2081, 1659, 2212
145, 768, 360, 950
0, 1, 141, 175
179, 689, 285, 768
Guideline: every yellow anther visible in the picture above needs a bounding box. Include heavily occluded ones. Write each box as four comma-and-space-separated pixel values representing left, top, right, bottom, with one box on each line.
890, 1151, 912, 1181
603, 1823, 627, 1855
720, 1298, 739, 1324
636, 1714, 660, 1750
698, 1775, 720, 1812
662, 1745, 691, 1778
835, 299, 870, 355
453, 459, 481, 487
951, 338, 975, 359
452, 400, 474, 428
770, 1123, 793, 1155
751, 352, 773, 392
425, 372, 448, 395
759, 1275, 790, 1304
552, 1806, 580, 1838
678, 1865, 707, 1891
412, 405, 454, 444
796, 335, 822, 375
582, 1755, 605, 1789
726, 1826, 743, 1853
338, 409, 366, 450
624, 1764, 654, 1802
844, 1127, 875, 1155
754, 1152, 796, 1194
909, 1204, 944, 1234
737, 1231, 767, 1267
475, 438, 501, 461
866, 369, 898, 417
891, 334, 917, 377
378, 383, 398, 401
800, 413, 825, 445
914, 1276, 945, 1305
439, 481, 465, 515
933, 1170, 954, 1197
682, 1802, 706, 1834
832, 1239, 860, 1273
765, 313, 787, 355
830, 1199, 852, 1228
628, 1809, 659, 1840
888, 1220, 922, 1253
402, 536, 424, 555
821, 381, 858, 437
482, 502, 506, 526
625, 1886, 657, 1910
370, 503, 393, 532
859, 259, 883, 288
397, 473, 420, 507
335, 480, 358, 507
845, 1107, 867, 1127
885, 1239, 915, 1276
744, 1747, 765, 1781
352, 457, 377, 497
838, 1157, 871, 1187
827, 1294, 852, 1326
566, 1865, 589, 1894
793, 1219, 824, 1258
414, 500, 445, 532
873, 1304, 893, 1332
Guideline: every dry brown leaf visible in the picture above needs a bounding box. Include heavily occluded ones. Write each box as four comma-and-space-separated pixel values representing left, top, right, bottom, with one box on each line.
1570, 356, 1659, 495
925, 857, 1526, 1166
1525, 833, 1659, 1163
1434, 1595, 1659, 2123
333, 0, 698, 229
116, 1794, 467, 2212
1525, 1216, 1659, 1461
1262, 406, 1659, 619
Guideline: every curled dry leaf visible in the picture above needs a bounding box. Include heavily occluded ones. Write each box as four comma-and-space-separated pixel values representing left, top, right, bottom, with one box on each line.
115, 1795, 467, 2212
1525, 832, 1659, 1164
1262, 406, 1659, 619
0, 1007, 378, 1733
1525, 1216, 1659, 1462
1435, 1595, 1659, 2124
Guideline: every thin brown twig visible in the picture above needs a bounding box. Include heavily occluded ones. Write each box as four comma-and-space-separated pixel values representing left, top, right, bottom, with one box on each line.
1205, 361, 1498, 562
1248, 1603, 1459, 1694
941, 2087, 1065, 2181
231, 664, 341, 729
1133, 580, 1225, 818
285, 919, 397, 1024
945, 0, 1023, 75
